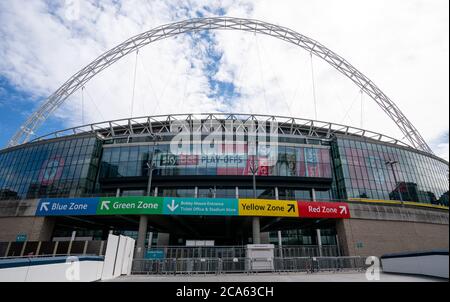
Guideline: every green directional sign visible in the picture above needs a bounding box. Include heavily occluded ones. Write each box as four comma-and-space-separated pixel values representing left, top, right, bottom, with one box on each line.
97, 197, 164, 215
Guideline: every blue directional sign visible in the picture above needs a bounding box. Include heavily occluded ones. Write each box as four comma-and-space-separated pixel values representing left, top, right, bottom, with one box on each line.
35, 198, 100, 216
162, 197, 239, 216
145, 249, 165, 259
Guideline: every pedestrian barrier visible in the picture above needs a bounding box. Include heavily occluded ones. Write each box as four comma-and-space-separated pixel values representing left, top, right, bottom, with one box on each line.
145, 245, 339, 260
131, 256, 367, 275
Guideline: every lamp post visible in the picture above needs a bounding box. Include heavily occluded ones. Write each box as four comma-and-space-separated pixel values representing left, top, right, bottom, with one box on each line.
146, 154, 157, 196
249, 144, 261, 244
385, 160, 404, 206
136, 153, 157, 259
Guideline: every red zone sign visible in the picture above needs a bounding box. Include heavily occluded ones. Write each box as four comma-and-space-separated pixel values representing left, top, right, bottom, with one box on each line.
297, 201, 351, 219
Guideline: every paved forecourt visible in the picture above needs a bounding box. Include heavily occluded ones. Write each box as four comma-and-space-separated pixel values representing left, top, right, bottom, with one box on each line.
108, 272, 443, 282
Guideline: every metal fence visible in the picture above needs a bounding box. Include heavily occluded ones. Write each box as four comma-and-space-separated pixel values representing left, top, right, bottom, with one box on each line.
146, 245, 340, 260
132, 245, 362, 275
131, 256, 367, 275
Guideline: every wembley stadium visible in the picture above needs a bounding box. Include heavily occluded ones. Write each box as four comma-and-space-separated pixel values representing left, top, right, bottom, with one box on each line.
0, 18, 448, 262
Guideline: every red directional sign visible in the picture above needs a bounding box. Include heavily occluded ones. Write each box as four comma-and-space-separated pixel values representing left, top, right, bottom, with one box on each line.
297, 201, 351, 219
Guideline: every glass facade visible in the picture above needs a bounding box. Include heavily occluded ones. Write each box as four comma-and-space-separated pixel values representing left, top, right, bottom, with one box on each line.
99, 144, 332, 179
268, 228, 337, 246
0, 136, 101, 200
0, 131, 447, 206
332, 137, 449, 206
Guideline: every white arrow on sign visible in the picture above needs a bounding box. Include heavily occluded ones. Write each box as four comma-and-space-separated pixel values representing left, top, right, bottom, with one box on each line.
167, 200, 179, 212
101, 200, 111, 210
40, 202, 50, 211
339, 206, 347, 215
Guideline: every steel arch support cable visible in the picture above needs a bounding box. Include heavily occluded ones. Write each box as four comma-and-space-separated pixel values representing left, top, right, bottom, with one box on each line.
6, 17, 432, 154
130, 50, 139, 118
310, 52, 318, 120
81, 86, 85, 125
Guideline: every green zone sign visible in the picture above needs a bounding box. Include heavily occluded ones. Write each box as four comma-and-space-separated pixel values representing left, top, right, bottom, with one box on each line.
97, 197, 163, 215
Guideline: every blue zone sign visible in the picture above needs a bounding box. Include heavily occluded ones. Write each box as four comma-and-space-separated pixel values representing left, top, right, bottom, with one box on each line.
35, 198, 99, 216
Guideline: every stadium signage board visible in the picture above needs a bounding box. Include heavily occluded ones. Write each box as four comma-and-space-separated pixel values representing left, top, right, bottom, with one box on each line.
34, 197, 351, 219
35, 198, 99, 216
162, 197, 239, 216
297, 201, 351, 219
238, 199, 299, 217
96, 197, 164, 215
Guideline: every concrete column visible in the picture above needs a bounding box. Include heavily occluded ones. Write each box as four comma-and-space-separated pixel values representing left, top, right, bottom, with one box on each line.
311, 188, 317, 201
316, 229, 323, 256
35, 241, 42, 256
278, 231, 283, 258
83, 241, 88, 255
252, 217, 261, 244
312, 188, 323, 256
277, 231, 282, 246
148, 232, 153, 249
275, 187, 279, 200
235, 186, 239, 198
335, 234, 341, 256
5, 242, 11, 257
67, 231, 76, 255
20, 241, 27, 257
116, 188, 121, 197
53, 241, 59, 256
135, 215, 148, 259
156, 233, 170, 246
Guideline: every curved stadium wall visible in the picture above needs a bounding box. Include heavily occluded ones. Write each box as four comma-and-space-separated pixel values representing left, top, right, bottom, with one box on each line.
0, 115, 448, 207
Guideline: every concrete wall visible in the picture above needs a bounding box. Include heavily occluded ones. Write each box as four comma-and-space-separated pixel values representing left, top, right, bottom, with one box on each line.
0, 257, 104, 282
381, 253, 449, 279
337, 219, 449, 257
336, 202, 449, 257
0, 216, 54, 242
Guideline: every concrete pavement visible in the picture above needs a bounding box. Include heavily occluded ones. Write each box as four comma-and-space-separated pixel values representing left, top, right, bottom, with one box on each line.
108, 272, 444, 282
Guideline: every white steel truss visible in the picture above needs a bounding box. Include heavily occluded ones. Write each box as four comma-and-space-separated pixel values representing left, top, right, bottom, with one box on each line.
26, 113, 412, 149
6, 17, 433, 154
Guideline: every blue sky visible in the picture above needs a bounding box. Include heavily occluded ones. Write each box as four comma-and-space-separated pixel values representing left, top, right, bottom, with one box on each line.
0, 0, 448, 160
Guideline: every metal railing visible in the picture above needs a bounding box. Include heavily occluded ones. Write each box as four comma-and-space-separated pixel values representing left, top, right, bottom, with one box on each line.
146, 245, 340, 260
131, 256, 368, 275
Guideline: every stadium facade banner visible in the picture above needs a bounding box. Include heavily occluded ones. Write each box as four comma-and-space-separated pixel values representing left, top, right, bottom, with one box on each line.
34, 197, 351, 218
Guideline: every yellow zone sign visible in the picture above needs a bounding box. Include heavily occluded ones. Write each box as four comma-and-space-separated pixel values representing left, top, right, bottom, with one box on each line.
238, 199, 299, 217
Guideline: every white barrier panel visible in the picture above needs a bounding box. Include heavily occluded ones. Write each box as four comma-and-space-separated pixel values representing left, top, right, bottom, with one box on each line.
0, 257, 104, 282
27, 259, 103, 282
101, 234, 119, 280
122, 237, 135, 275
381, 251, 449, 279
0, 235, 134, 282
0, 266, 30, 282
113, 235, 127, 278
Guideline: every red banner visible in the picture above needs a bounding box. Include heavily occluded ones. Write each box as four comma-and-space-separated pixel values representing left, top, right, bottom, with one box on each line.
297, 201, 351, 219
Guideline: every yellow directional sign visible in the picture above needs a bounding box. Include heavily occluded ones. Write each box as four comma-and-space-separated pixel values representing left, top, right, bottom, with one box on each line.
238, 199, 299, 217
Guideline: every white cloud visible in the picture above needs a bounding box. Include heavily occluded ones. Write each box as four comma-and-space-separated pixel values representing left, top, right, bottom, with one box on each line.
0, 0, 448, 160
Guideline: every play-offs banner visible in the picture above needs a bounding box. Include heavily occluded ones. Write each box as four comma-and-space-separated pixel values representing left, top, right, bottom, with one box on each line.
35, 197, 350, 219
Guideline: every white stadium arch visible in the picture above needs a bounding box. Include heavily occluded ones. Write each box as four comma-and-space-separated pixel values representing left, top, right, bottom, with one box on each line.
7, 17, 433, 154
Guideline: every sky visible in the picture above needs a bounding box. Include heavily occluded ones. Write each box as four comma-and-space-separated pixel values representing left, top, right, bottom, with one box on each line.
0, 0, 448, 160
